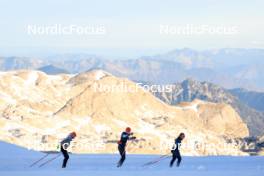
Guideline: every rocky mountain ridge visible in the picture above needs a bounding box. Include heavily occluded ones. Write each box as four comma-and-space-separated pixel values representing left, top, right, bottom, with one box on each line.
151, 79, 264, 136
0, 70, 250, 155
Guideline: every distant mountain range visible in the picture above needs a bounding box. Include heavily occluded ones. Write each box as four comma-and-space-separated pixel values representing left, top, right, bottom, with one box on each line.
230, 88, 264, 112
1, 48, 264, 91
38, 65, 70, 75
150, 79, 264, 136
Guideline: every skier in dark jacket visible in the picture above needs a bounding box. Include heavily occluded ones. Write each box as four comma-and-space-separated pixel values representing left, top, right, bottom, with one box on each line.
117, 127, 136, 167
60, 132, 77, 168
170, 132, 185, 167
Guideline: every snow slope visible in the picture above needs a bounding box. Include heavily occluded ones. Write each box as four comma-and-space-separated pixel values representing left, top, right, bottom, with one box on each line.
0, 141, 263, 176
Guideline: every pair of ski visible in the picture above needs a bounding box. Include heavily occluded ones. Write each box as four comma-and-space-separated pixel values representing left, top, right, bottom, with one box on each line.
142, 154, 170, 167
30, 153, 61, 168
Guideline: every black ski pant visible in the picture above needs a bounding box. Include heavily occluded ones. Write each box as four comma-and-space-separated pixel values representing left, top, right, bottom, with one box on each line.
118, 145, 126, 166
170, 150, 182, 167
61, 146, 69, 168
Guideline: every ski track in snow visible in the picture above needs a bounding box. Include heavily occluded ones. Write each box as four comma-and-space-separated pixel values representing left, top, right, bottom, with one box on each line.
0, 142, 264, 176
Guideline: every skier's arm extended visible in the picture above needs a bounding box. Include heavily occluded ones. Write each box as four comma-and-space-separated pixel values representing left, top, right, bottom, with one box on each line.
128, 133, 136, 140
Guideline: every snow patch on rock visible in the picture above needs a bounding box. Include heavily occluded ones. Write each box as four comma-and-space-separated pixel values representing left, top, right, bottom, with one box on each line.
94, 70, 107, 80
25, 72, 39, 85
183, 103, 199, 112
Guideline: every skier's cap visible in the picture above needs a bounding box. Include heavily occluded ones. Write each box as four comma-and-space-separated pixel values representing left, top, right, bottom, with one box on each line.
179, 133, 185, 138
126, 127, 131, 133
71, 132, 77, 137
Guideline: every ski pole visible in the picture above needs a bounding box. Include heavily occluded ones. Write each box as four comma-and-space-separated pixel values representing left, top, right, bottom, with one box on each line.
142, 156, 170, 167
39, 154, 61, 168
29, 153, 49, 167
145, 155, 171, 167
142, 155, 167, 166
142, 154, 170, 167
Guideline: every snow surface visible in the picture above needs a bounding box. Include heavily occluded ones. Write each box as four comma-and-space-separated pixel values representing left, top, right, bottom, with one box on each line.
0, 141, 263, 176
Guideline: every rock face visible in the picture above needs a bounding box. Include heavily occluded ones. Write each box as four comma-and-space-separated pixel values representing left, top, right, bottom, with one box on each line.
152, 79, 264, 136
178, 100, 248, 138
0, 70, 249, 155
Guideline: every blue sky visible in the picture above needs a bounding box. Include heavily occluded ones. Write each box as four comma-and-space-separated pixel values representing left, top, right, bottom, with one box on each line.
0, 0, 263, 57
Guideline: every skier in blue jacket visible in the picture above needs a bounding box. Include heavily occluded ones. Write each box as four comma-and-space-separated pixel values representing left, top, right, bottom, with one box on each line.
170, 133, 185, 167
60, 132, 77, 168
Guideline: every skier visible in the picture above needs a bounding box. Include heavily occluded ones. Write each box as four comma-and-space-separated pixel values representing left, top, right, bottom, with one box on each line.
170, 132, 185, 167
60, 132, 77, 168
117, 127, 136, 167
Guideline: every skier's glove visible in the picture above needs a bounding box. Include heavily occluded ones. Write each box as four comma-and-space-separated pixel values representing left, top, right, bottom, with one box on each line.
130, 136, 136, 140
